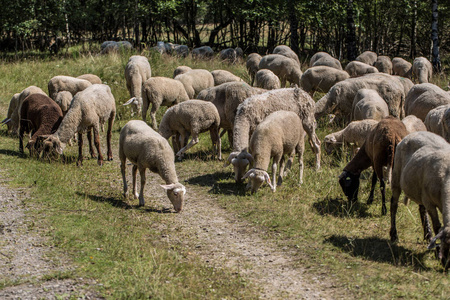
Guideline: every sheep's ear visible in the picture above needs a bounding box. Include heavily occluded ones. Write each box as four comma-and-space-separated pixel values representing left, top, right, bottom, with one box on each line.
338, 171, 347, 179
123, 97, 137, 106
223, 153, 238, 167
428, 230, 444, 250
242, 169, 255, 180
161, 184, 177, 191
335, 87, 341, 96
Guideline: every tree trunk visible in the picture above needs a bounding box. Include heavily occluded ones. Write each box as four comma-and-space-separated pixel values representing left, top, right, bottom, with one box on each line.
346, 0, 357, 61
431, 0, 441, 72
288, 0, 299, 55
410, 0, 417, 58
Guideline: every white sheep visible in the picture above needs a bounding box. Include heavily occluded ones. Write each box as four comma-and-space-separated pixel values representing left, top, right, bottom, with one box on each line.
119, 120, 186, 212
443, 106, 450, 142
1, 93, 20, 133
401, 115, 427, 133
412, 57, 433, 83
258, 54, 303, 87
355, 51, 377, 65
43, 84, 116, 166
173, 66, 192, 78
158, 100, 221, 160
300, 66, 350, 95
211, 70, 242, 86
192, 46, 214, 59
392, 57, 412, 78
123, 55, 152, 115
424, 104, 450, 139
47, 75, 92, 101
77, 74, 102, 84
243, 111, 305, 193
374, 56, 393, 74
344, 61, 379, 77
389, 131, 450, 271
405, 83, 450, 121
54, 91, 73, 116
351, 89, 389, 121
273, 45, 300, 66
246, 53, 262, 86
174, 69, 214, 99
219, 48, 237, 64
312, 56, 342, 70
254, 69, 281, 90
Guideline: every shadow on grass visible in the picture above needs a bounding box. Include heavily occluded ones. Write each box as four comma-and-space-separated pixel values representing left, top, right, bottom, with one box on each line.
324, 234, 431, 271
77, 192, 132, 209
0, 148, 27, 158
174, 149, 222, 162
313, 196, 372, 218
186, 170, 247, 196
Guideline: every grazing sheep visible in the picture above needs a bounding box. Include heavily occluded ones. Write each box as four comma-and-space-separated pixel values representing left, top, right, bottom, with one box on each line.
225, 87, 320, 183
192, 46, 214, 59
43, 84, 116, 166
392, 57, 412, 78
351, 89, 389, 121
355, 51, 377, 65
54, 91, 73, 116
99, 41, 132, 55
246, 53, 262, 86
173, 45, 189, 58
48, 75, 92, 101
389, 131, 450, 270
374, 56, 393, 74
173, 66, 192, 78
424, 104, 450, 139
339, 116, 408, 215
158, 100, 221, 160
174, 69, 214, 99
273, 45, 300, 66
119, 120, 186, 212
405, 83, 450, 121
219, 48, 237, 64
312, 56, 343, 70
323, 119, 378, 155
412, 57, 433, 83
77, 74, 102, 85
19, 93, 63, 156
254, 69, 281, 90
345, 61, 379, 77
211, 70, 242, 86
315, 73, 406, 121
309, 52, 332, 67
394, 76, 414, 97
401, 115, 427, 133
235, 47, 243, 61
301, 66, 350, 95
132, 77, 189, 129
243, 111, 305, 193
258, 54, 303, 87
1, 93, 20, 133
124, 55, 152, 115
443, 107, 450, 142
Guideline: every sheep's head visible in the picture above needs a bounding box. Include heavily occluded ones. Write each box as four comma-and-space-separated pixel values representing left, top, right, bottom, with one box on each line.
55, 91, 73, 115
223, 150, 254, 183
323, 135, 341, 154
161, 183, 186, 213
428, 228, 450, 272
338, 170, 360, 203
123, 97, 142, 116
242, 169, 274, 194
42, 135, 66, 156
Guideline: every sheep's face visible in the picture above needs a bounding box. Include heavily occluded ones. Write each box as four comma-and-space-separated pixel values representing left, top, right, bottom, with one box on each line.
224, 151, 253, 183
428, 228, 450, 271
161, 183, 186, 213
43, 135, 65, 156
324, 136, 338, 154
338, 170, 360, 202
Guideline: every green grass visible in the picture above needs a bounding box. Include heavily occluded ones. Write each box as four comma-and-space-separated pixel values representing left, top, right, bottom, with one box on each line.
0, 49, 449, 299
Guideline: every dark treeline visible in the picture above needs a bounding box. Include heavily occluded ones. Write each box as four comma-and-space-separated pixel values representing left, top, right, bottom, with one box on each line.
1, 0, 449, 61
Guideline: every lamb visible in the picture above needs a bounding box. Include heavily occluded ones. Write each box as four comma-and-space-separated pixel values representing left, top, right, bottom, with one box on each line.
18, 93, 63, 156
192, 46, 214, 59
246, 53, 262, 86
123, 55, 152, 115
339, 116, 408, 215
424, 104, 450, 139
392, 57, 412, 78
258, 54, 303, 87
243, 111, 305, 193
211, 70, 242, 86
412, 57, 433, 83
389, 131, 450, 270
174, 69, 214, 99
254, 69, 281, 90
351, 89, 389, 121
42, 84, 116, 166
312, 56, 342, 70
273, 45, 300, 66
323, 119, 378, 155
355, 51, 377, 65
345, 61, 379, 77
374, 56, 393, 74
300, 66, 350, 95
77, 74, 102, 84
309, 52, 332, 67
401, 115, 427, 133
158, 100, 221, 160
405, 83, 450, 121
119, 120, 186, 212
133, 77, 189, 129
225, 87, 321, 183
47, 75, 92, 101
173, 66, 192, 78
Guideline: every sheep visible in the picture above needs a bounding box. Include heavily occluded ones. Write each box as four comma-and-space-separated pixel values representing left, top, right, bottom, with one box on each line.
424, 104, 450, 139
389, 131, 450, 270
323, 119, 378, 155
123, 55, 152, 115
300, 66, 350, 95
443, 106, 450, 142
309, 52, 332, 67
42, 84, 116, 166
355, 51, 377, 65
258, 54, 303, 87
315, 73, 406, 122
392, 57, 412, 78
338, 116, 408, 215
235, 47, 244, 61
119, 120, 186, 212
77, 74, 102, 85
412, 57, 433, 83
312, 56, 343, 70
173, 66, 192, 78
100, 41, 132, 55
174, 69, 214, 99
246, 53, 262, 86
374, 56, 393, 74
192, 46, 214, 59
394, 76, 414, 97
18, 93, 63, 156
243, 111, 305, 193
158, 100, 221, 160
351, 89, 389, 121
225, 87, 320, 183
1, 93, 20, 133
273, 45, 300, 66
254, 69, 281, 90
54, 91, 73, 116
47, 75, 92, 101
211, 70, 242, 86
401, 115, 427, 133
173, 45, 189, 58
345, 61, 379, 77
405, 83, 450, 121
219, 48, 237, 64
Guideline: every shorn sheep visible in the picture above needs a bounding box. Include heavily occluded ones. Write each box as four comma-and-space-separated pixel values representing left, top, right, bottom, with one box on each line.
43, 84, 116, 166
47, 75, 92, 101
258, 54, 303, 87
389, 131, 450, 270
124, 55, 152, 115
405, 83, 450, 121
254, 69, 281, 90
339, 117, 408, 215
401, 115, 427, 133
311, 55, 342, 70
351, 89, 389, 121
355, 51, 377, 65
374, 56, 393, 74
246, 53, 262, 86
392, 57, 412, 78
119, 120, 186, 212
424, 104, 450, 139
301, 66, 350, 95
273, 45, 300, 66
309, 52, 332, 67
158, 100, 221, 160
174, 69, 214, 99
211, 70, 242, 86
243, 111, 305, 193
344, 61, 379, 77
412, 57, 433, 83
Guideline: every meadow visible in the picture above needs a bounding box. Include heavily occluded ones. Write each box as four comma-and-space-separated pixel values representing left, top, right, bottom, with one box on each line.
0, 48, 449, 299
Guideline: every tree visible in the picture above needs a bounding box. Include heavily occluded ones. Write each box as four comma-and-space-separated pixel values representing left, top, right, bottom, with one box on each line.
431, 0, 441, 72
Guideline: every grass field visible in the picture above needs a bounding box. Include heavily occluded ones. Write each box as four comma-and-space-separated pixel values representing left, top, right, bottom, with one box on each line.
0, 49, 449, 299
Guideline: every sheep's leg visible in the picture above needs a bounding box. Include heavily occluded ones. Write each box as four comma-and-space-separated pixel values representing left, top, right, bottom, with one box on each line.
227, 129, 233, 148
93, 126, 104, 166
172, 135, 180, 153
132, 165, 138, 199
209, 127, 222, 160
176, 134, 199, 158
379, 178, 387, 215
389, 191, 400, 242
419, 205, 432, 242
367, 171, 377, 205
87, 129, 96, 158
303, 124, 321, 170
77, 132, 84, 167
271, 161, 278, 192
298, 147, 304, 186
427, 207, 442, 236
19, 128, 25, 154
141, 98, 149, 123
277, 156, 286, 186
106, 113, 114, 161
150, 103, 160, 130
120, 159, 128, 198
138, 167, 146, 206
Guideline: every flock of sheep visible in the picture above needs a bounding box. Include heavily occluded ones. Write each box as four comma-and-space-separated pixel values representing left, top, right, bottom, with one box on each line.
1, 44, 449, 271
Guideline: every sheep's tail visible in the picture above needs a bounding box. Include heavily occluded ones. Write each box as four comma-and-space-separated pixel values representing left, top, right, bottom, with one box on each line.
387, 136, 403, 183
